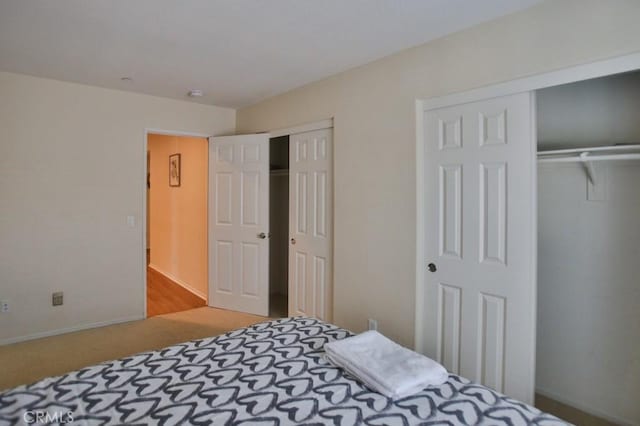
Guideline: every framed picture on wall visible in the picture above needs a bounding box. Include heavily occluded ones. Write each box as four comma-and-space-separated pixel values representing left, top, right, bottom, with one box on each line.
169, 153, 181, 187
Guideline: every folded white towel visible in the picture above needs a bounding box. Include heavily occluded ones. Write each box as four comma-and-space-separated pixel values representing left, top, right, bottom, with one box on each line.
324, 330, 448, 399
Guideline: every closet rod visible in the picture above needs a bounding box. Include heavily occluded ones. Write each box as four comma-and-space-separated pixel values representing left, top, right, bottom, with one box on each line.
537, 144, 640, 156
537, 153, 640, 163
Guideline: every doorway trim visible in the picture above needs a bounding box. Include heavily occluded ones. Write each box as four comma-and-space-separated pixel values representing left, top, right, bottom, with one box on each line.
269, 118, 333, 138
415, 51, 640, 351
142, 128, 212, 318
143, 120, 335, 319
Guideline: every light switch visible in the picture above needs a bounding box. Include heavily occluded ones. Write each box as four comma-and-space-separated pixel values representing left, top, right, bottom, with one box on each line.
127, 215, 136, 227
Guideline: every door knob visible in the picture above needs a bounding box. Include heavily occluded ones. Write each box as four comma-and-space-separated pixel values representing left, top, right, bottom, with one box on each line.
257, 232, 268, 239
427, 263, 437, 273
290, 238, 296, 245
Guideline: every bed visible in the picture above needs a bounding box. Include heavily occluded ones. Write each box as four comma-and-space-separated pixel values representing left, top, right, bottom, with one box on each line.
0, 317, 568, 425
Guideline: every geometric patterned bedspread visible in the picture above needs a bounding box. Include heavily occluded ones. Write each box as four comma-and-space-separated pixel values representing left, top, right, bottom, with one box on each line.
0, 317, 570, 425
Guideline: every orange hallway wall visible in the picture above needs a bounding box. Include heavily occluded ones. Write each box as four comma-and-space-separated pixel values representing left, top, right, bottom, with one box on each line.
148, 134, 208, 299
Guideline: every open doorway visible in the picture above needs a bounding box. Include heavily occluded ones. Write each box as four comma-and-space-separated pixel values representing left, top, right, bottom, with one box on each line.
147, 133, 208, 317
269, 135, 289, 317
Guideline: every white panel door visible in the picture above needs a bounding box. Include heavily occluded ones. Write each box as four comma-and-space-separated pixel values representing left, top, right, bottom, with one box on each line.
289, 128, 333, 321
209, 134, 270, 316
422, 92, 537, 403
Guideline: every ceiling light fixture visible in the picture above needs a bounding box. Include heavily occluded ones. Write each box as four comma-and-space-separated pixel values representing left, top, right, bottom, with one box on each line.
188, 89, 204, 97
120, 77, 133, 82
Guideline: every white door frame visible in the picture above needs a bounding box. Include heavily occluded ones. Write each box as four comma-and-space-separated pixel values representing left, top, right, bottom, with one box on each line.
142, 128, 212, 318
415, 51, 640, 351
269, 119, 333, 139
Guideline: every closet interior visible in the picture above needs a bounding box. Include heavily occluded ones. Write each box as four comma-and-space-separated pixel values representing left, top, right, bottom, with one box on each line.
269, 135, 290, 317
535, 71, 640, 424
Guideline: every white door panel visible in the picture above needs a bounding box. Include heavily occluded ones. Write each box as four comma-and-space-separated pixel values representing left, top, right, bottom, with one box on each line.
209, 134, 270, 316
289, 128, 333, 321
422, 92, 536, 403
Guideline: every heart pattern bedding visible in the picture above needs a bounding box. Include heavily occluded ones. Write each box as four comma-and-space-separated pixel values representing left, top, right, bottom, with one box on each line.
0, 317, 569, 425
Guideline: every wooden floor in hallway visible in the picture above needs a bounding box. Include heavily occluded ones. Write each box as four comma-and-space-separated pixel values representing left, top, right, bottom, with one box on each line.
147, 266, 206, 317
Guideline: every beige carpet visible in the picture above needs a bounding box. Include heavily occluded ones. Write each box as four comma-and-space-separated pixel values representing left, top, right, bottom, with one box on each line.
535, 394, 618, 426
0, 307, 267, 391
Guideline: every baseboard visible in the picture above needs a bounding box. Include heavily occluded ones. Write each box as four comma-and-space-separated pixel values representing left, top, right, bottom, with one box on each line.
536, 387, 633, 426
0, 315, 145, 346
148, 264, 207, 302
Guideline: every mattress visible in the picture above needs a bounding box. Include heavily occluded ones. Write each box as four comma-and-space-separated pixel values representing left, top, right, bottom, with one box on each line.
0, 317, 568, 425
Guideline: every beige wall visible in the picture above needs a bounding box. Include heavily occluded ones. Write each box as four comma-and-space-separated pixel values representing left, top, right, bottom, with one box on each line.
237, 0, 640, 346
0, 71, 235, 344
148, 134, 208, 299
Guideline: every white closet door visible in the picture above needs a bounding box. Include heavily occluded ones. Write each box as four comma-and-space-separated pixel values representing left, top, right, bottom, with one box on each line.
421, 92, 537, 403
289, 128, 333, 321
208, 134, 270, 316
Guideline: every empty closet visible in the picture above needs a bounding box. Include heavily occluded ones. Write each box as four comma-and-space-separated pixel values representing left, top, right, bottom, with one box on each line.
269, 136, 290, 317
535, 71, 640, 424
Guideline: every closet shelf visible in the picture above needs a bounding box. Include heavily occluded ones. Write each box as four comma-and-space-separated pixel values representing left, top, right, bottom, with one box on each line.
537, 144, 640, 156
537, 144, 640, 184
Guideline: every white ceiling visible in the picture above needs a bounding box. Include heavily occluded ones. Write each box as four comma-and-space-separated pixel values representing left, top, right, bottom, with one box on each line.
0, 0, 542, 108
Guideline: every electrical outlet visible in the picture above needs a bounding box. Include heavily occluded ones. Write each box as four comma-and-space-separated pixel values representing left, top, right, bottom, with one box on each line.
367, 318, 378, 331
52, 292, 64, 306
1, 300, 9, 313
